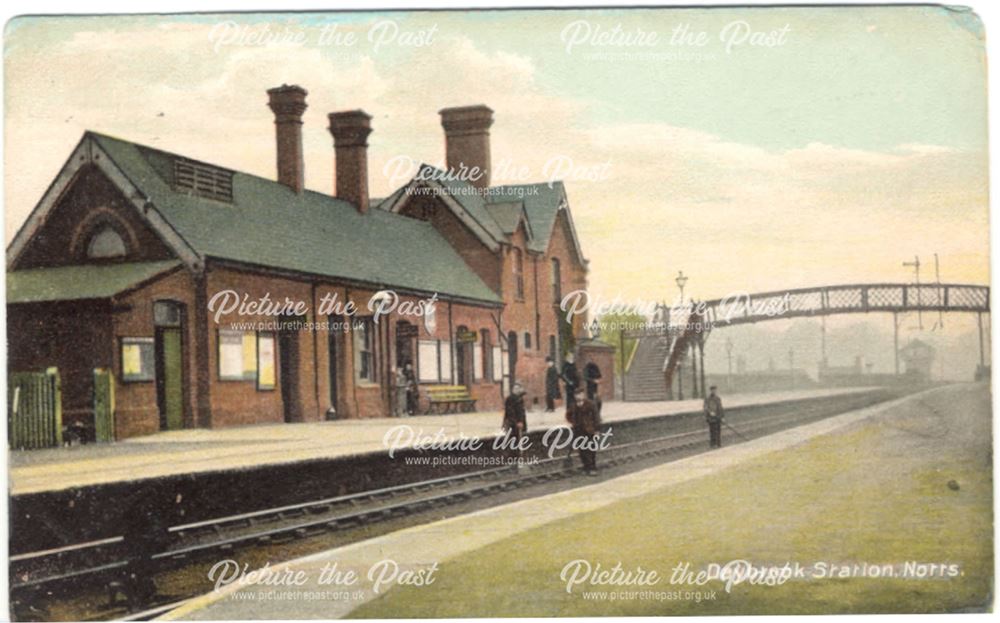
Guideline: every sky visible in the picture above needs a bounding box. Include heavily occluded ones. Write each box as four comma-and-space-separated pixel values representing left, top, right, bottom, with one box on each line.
3, 6, 990, 324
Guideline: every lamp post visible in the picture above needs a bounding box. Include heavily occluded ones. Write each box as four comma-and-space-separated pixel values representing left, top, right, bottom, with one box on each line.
675, 270, 688, 306
589, 318, 601, 340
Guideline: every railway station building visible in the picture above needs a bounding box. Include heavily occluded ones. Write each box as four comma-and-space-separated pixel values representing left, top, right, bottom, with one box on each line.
6, 85, 594, 440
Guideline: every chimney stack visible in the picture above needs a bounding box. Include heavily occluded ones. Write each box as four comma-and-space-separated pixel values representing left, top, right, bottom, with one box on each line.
327, 110, 373, 213
439, 105, 494, 191
266, 84, 308, 194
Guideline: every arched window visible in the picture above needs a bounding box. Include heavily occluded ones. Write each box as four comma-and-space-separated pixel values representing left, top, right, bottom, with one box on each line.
551, 258, 562, 302
86, 227, 127, 259
512, 248, 525, 300
480, 329, 493, 381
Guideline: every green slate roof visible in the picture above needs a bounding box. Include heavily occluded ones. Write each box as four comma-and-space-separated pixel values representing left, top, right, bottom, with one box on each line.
487, 182, 567, 253
381, 172, 573, 256
7, 260, 180, 303
485, 201, 528, 236
88, 133, 500, 304
416, 165, 506, 242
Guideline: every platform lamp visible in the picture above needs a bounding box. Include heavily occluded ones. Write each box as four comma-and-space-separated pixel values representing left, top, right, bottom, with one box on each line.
675, 270, 688, 305
589, 318, 602, 340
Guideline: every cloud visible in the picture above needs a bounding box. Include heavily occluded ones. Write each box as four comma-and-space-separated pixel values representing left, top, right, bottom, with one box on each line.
4, 14, 989, 309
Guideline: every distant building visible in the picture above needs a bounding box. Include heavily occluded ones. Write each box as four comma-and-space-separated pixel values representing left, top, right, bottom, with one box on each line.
819, 355, 865, 384
899, 339, 935, 381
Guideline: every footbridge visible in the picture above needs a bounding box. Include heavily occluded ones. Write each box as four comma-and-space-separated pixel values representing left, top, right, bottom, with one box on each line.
621, 283, 990, 401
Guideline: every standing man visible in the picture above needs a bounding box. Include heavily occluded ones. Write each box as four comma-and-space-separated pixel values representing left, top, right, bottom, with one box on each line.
583, 360, 603, 414
503, 382, 528, 459
568, 388, 601, 475
544, 357, 561, 412
392, 366, 408, 417
704, 385, 724, 448
403, 362, 418, 415
503, 382, 528, 440
560, 352, 580, 400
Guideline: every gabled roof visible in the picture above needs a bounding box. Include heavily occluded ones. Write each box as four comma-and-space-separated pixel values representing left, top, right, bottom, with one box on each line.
487, 182, 574, 255
485, 201, 532, 238
7, 260, 181, 303
380, 173, 585, 263
8, 132, 501, 305
423, 167, 506, 242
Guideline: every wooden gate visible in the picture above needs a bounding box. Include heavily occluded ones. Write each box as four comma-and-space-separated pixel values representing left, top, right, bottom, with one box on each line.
8, 368, 62, 450
93, 368, 116, 442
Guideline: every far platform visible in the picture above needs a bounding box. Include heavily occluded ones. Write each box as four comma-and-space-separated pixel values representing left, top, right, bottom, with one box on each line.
10, 387, 876, 495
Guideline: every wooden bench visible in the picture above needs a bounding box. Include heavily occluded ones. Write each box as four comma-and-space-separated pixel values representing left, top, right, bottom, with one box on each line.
426, 385, 477, 414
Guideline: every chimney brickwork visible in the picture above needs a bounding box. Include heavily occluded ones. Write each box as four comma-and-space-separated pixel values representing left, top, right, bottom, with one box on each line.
439, 105, 494, 191
328, 110, 373, 213
266, 84, 308, 194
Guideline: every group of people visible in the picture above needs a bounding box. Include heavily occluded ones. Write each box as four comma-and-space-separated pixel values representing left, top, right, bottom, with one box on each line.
395, 350, 727, 473
504, 353, 605, 476
544, 352, 603, 410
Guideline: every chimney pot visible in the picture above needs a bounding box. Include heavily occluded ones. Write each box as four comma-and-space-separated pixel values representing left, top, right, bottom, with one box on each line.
328, 110, 373, 213
267, 84, 308, 193
440, 105, 494, 191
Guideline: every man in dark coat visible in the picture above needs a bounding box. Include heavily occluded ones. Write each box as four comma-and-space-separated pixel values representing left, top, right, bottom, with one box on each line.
544, 357, 561, 412
119, 482, 186, 607
567, 388, 601, 475
704, 385, 724, 448
560, 353, 580, 399
503, 382, 528, 442
583, 360, 603, 415
403, 362, 418, 415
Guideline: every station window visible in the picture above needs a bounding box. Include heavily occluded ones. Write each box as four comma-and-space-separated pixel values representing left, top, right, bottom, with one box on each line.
87, 227, 127, 260
481, 329, 493, 381
354, 317, 377, 383
512, 247, 525, 300
551, 257, 562, 302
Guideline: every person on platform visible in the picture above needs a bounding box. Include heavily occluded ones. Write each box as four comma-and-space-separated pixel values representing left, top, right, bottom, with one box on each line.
403, 362, 418, 415
704, 385, 725, 448
560, 352, 580, 399
583, 360, 603, 413
503, 382, 528, 460
544, 357, 561, 412
567, 388, 601, 475
392, 366, 408, 417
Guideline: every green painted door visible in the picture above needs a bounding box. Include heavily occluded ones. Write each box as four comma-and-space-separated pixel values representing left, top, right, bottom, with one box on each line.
93, 368, 115, 442
160, 328, 183, 431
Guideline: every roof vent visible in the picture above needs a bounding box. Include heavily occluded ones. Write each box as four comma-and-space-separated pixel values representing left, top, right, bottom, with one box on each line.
173, 158, 234, 202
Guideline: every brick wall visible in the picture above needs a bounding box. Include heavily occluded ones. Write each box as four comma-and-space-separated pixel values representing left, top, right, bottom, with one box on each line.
12, 166, 175, 270
112, 268, 198, 438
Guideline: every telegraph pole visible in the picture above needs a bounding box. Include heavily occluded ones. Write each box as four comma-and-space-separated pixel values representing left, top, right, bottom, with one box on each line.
893, 312, 900, 376
725, 337, 734, 390
903, 255, 923, 330
821, 316, 827, 362
788, 348, 795, 389
933, 253, 944, 330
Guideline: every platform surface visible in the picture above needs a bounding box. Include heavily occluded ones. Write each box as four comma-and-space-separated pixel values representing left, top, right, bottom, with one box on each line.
164, 382, 990, 619
11, 387, 875, 495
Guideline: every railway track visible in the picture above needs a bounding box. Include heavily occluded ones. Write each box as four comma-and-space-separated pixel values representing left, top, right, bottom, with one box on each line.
10, 389, 901, 621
